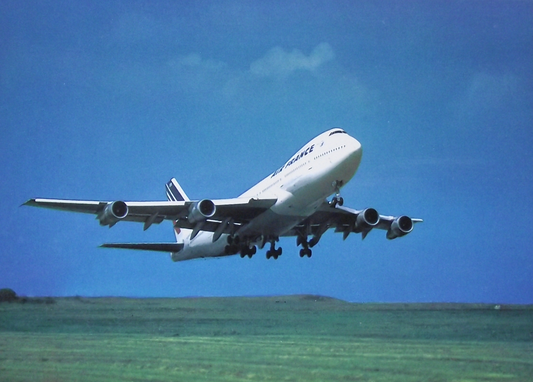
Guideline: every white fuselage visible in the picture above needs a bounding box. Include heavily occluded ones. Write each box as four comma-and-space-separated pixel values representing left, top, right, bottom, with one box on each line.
171, 129, 362, 261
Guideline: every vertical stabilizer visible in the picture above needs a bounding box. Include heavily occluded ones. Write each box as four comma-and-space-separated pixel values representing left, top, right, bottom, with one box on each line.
166, 178, 190, 202
165, 178, 191, 244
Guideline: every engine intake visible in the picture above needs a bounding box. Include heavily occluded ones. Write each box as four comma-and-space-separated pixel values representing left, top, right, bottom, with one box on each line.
188, 199, 216, 224
354, 208, 380, 232
98, 201, 128, 227
386, 216, 414, 240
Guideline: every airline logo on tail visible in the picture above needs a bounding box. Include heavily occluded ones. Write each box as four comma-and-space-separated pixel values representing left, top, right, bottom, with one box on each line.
167, 178, 189, 242
166, 178, 189, 202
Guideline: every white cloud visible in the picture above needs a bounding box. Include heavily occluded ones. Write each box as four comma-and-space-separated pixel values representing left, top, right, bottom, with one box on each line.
250, 43, 335, 77
162, 54, 228, 95
93, 42, 372, 128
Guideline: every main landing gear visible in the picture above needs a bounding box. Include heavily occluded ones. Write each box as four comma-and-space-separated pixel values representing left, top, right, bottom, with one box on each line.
297, 236, 312, 258
266, 238, 282, 260
240, 245, 257, 258
297, 234, 323, 258
225, 235, 257, 258
226, 235, 281, 259
226, 234, 323, 260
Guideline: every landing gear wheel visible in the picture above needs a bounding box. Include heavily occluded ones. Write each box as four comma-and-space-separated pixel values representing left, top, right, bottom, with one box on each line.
265, 237, 282, 260
330, 180, 345, 207
266, 246, 282, 260
226, 245, 239, 255
298, 235, 313, 258
330, 195, 344, 208
240, 245, 257, 259
246, 246, 256, 258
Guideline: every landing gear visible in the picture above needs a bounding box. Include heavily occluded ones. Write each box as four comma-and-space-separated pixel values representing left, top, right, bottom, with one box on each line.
330, 195, 344, 207
226, 235, 257, 258
266, 247, 282, 259
299, 247, 312, 258
329, 180, 345, 207
225, 235, 239, 255
227, 235, 240, 245
308, 236, 320, 248
240, 245, 257, 258
224, 244, 239, 255
266, 238, 282, 259
297, 236, 313, 258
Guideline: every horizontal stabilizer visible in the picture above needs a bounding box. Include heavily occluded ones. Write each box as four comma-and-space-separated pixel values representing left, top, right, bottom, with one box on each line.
100, 243, 184, 252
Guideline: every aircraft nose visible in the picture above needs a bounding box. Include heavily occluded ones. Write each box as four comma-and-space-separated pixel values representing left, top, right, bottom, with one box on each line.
349, 137, 363, 164
332, 135, 363, 185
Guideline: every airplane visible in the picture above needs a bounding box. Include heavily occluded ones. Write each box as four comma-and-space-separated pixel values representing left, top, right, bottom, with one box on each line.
24, 128, 422, 262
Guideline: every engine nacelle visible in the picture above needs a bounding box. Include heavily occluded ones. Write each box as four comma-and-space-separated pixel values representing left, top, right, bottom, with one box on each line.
98, 201, 128, 227
188, 199, 216, 224
386, 216, 414, 240
354, 208, 380, 232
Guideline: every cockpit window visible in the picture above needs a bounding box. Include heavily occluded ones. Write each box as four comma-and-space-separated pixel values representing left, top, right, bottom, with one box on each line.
329, 129, 347, 136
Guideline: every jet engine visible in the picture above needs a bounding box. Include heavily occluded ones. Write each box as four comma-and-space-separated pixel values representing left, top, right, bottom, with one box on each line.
386, 216, 414, 239
98, 201, 128, 227
354, 208, 380, 231
188, 199, 216, 224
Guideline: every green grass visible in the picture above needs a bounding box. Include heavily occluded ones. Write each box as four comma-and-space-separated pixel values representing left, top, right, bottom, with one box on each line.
1, 296, 532, 381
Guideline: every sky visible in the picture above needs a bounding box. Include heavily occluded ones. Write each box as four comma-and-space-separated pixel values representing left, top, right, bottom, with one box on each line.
1, 1, 532, 303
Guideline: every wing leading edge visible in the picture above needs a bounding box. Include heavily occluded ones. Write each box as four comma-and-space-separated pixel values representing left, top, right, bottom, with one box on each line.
24, 196, 277, 254
287, 202, 423, 242
23, 197, 277, 231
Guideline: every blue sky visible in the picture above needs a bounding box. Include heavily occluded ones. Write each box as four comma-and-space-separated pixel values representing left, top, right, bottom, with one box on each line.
1, 1, 532, 303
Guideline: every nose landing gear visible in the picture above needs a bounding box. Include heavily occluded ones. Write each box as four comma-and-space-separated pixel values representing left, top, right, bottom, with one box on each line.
329, 180, 345, 207
330, 195, 344, 207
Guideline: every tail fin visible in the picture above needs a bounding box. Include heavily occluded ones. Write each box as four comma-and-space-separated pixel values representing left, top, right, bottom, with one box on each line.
166, 178, 191, 243
166, 178, 190, 202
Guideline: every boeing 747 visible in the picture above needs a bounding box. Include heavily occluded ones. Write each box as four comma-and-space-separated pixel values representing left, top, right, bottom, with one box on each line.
24, 128, 422, 261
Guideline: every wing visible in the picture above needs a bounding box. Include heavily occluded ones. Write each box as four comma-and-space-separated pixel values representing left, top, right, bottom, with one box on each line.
285, 202, 423, 242
100, 243, 184, 252
23, 197, 277, 231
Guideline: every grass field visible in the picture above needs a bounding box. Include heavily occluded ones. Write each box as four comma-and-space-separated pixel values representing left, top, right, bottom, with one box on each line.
1, 296, 532, 381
